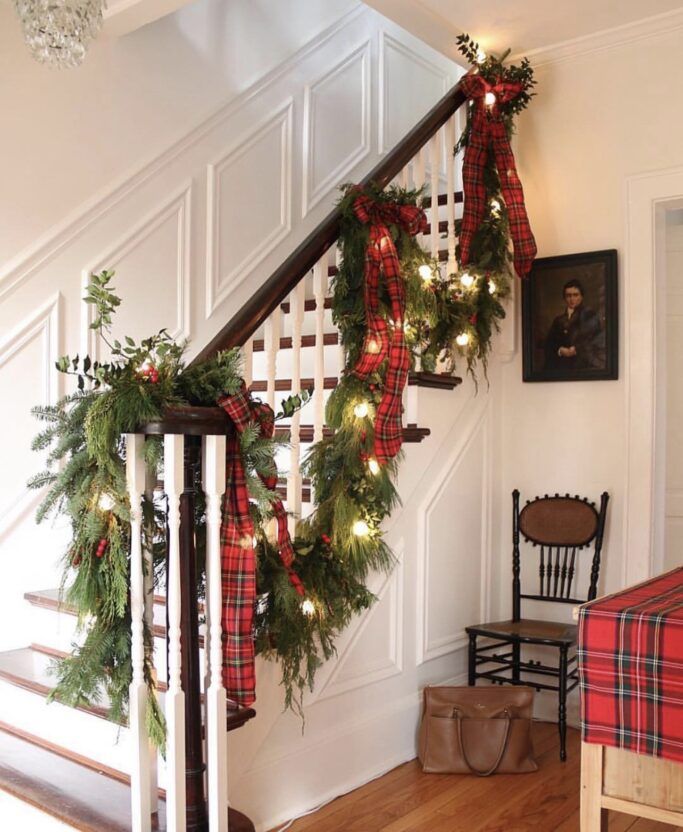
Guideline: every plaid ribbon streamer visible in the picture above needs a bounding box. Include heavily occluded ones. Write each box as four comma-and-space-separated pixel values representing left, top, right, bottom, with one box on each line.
217, 385, 304, 705
459, 74, 537, 278
352, 193, 427, 463
578, 566, 683, 763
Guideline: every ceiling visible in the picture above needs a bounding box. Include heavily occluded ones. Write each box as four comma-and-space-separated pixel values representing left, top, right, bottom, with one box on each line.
365, 0, 683, 59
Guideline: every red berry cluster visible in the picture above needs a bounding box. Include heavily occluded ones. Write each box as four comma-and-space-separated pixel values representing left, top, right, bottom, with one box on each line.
139, 363, 159, 383
95, 538, 108, 559
321, 534, 331, 546
469, 313, 478, 326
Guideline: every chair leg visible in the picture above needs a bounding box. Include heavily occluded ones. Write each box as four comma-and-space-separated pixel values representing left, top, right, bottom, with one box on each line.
558, 645, 568, 761
512, 642, 521, 683
468, 633, 477, 686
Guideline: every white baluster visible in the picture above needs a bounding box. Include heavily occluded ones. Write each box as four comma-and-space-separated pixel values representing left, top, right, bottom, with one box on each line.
287, 282, 305, 531
203, 434, 228, 832
312, 258, 327, 444
264, 307, 281, 411
143, 461, 159, 817
429, 132, 441, 262
126, 433, 152, 832
334, 247, 345, 375
446, 116, 457, 275
164, 434, 186, 832
242, 338, 254, 389
399, 164, 410, 190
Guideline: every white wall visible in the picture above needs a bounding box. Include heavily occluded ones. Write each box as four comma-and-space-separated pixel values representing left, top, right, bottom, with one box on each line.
489, 21, 683, 642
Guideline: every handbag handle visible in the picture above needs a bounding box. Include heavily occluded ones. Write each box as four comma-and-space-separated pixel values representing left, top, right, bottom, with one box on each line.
453, 707, 512, 777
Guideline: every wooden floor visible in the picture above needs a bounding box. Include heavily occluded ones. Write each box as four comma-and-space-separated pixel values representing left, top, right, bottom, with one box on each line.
277, 723, 679, 832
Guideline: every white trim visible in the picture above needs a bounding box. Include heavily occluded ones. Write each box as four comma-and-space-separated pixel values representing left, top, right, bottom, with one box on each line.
416, 395, 491, 665
623, 164, 683, 585
301, 40, 372, 218
378, 30, 450, 154
0, 4, 365, 304
513, 7, 683, 67
205, 99, 293, 317
0, 294, 61, 540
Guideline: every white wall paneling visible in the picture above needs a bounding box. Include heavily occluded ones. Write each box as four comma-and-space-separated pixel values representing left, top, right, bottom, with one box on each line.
0, 294, 60, 540
416, 398, 491, 665
302, 40, 371, 217
81, 184, 192, 360
205, 99, 294, 317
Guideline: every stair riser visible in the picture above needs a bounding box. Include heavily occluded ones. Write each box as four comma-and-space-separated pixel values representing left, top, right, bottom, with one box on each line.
0, 678, 169, 784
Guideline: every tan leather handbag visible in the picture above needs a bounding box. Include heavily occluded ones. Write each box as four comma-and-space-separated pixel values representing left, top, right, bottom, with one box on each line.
418, 686, 538, 775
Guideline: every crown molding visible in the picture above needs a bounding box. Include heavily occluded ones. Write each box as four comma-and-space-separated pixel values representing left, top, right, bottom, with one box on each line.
514, 7, 683, 68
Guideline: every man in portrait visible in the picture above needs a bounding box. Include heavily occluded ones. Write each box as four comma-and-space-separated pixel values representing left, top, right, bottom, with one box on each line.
544, 279, 605, 372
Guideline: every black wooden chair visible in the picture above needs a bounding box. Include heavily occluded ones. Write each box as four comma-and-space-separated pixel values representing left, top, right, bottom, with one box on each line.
465, 489, 609, 761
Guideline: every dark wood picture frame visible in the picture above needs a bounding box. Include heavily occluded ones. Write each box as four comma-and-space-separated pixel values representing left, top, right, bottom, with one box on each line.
522, 249, 618, 382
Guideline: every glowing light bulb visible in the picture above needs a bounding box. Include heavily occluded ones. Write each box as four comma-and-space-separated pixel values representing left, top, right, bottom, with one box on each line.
368, 458, 380, 476
98, 493, 115, 511
485, 91, 496, 107
488, 279, 497, 295
456, 332, 470, 347
460, 272, 474, 288
418, 264, 433, 282
367, 339, 380, 354
353, 520, 369, 537
490, 198, 501, 215
301, 599, 316, 617
476, 49, 487, 64
353, 402, 369, 419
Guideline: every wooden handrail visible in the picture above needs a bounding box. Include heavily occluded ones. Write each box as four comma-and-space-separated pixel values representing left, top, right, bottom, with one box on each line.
191, 77, 467, 365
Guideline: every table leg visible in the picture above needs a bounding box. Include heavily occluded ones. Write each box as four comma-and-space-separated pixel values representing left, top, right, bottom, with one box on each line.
580, 742, 608, 831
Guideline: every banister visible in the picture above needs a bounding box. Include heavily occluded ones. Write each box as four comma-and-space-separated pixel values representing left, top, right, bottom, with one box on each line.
191, 77, 467, 365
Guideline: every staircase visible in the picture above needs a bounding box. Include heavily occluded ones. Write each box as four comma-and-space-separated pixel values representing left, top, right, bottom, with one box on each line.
0, 77, 470, 830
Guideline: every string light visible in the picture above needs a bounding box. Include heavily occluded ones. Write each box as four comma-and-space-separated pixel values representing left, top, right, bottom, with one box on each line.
456, 332, 470, 347
353, 520, 369, 537
490, 198, 501, 216
418, 264, 433, 282
368, 458, 380, 476
485, 91, 497, 107
460, 272, 474, 288
98, 493, 115, 511
476, 49, 487, 64
353, 402, 369, 419
488, 279, 497, 295
367, 339, 380, 354
301, 599, 316, 617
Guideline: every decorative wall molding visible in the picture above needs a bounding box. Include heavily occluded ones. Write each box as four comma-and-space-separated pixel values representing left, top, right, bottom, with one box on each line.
416, 395, 491, 665
378, 30, 450, 154
315, 542, 404, 702
205, 99, 294, 317
0, 4, 366, 305
0, 294, 60, 540
514, 7, 683, 68
301, 40, 372, 217
81, 184, 192, 360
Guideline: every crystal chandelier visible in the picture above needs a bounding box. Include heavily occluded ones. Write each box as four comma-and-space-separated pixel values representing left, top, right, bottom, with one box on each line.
14, 0, 106, 68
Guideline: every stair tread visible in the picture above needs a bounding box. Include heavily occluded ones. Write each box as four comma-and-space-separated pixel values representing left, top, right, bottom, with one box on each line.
250, 371, 460, 393
0, 644, 255, 731
0, 721, 257, 831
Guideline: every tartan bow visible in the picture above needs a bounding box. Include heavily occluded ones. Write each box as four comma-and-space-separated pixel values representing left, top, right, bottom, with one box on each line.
459, 74, 537, 278
217, 384, 304, 705
352, 194, 427, 464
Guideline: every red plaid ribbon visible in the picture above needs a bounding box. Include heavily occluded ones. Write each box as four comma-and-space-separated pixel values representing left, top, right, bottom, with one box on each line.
352, 193, 427, 464
459, 74, 537, 278
217, 385, 304, 705
579, 567, 683, 762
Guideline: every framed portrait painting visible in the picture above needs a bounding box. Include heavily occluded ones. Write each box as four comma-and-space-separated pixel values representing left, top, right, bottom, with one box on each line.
522, 249, 618, 382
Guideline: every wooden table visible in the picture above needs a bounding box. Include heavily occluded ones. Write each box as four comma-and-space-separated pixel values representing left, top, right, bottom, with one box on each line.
581, 740, 683, 829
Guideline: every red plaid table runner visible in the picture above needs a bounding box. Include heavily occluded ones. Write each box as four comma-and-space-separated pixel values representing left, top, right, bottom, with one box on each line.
459, 74, 537, 278
578, 566, 683, 762
352, 193, 427, 464
217, 385, 304, 706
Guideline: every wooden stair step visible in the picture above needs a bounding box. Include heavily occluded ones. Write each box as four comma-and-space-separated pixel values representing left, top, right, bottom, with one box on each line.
0, 721, 255, 832
0, 645, 255, 732
280, 296, 332, 314
252, 332, 339, 352
422, 190, 463, 208
249, 371, 460, 393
